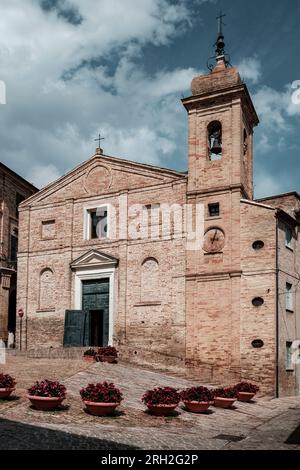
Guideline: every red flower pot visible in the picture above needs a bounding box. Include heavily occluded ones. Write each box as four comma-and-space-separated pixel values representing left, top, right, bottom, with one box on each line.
184, 401, 210, 413
147, 404, 178, 416
0, 388, 15, 399
99, 355, 117, 363
83, 401, 120, 416
237, 392, 255, 402
27, 395, 65, 411
214, 397, 236, 409
83, 355, 95, 363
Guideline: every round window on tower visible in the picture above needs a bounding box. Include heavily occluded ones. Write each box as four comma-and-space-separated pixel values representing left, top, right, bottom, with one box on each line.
251, 339, 264, 349
252, 240, 264, 250
252, 297, 264, 307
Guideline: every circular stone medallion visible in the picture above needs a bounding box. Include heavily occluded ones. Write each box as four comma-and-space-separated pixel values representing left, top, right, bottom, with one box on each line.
84, 165, 112, 194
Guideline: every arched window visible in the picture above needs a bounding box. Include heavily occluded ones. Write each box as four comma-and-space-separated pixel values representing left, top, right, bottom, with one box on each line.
39, 268, 55, 310
208, 121, 222, 161
141, 257, 159, 301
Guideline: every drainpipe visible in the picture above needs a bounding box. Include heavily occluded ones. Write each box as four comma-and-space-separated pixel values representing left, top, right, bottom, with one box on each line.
275, 213, 279, 398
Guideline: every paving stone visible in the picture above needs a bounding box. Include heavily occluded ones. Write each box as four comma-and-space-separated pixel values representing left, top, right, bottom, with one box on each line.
0, 357, 300, 450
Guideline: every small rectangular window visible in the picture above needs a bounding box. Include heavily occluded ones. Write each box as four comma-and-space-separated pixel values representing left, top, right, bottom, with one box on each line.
208, 203, 220, 217
285, 226, 293, 249
286, 341, 293, 370
286, 283, 293, 311
89, 208, 107, 239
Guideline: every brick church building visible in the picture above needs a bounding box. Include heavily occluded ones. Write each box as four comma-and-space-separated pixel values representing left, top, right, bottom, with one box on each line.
17, 29, 300, 397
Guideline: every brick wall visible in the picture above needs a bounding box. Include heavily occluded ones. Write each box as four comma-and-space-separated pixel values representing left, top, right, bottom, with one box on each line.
0, 166, 36, 341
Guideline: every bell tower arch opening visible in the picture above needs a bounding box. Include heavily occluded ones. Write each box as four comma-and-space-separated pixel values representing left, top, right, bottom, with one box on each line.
208, 120, 222, 161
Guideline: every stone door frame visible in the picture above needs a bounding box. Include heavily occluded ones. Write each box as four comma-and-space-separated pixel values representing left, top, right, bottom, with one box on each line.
73, 266, 115, 346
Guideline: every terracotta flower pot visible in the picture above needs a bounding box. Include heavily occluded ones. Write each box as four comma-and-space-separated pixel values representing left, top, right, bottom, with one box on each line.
147, 404, 178, 416
0, 388, 15, 399
83, 401, 120, 416
237, 391, 255, 402
83, 355, 95, 363
27, 395, 65, 411
214, 397, 236, 409
184, 401, 210, 413
99, 355, 117, 363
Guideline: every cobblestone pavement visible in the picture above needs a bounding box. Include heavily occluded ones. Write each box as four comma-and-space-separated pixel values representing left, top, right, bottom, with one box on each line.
1, 356, 300, 450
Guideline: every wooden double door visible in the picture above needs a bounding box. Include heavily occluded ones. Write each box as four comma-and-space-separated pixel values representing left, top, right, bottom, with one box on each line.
63, 278, 109, 347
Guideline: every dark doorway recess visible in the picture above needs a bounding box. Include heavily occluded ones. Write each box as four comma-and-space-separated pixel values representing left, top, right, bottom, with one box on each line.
8, 289, 16, 336
63, 278, 109, 347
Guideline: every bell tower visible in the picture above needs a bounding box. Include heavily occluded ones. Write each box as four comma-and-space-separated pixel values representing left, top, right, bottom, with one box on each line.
183, 17, 260, 384
182, 17, 259, 200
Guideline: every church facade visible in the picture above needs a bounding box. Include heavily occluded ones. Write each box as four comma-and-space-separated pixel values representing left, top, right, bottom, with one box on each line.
16, 50, 300, 397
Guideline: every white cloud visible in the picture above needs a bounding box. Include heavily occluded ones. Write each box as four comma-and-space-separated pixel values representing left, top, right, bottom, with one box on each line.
252, 82, 300, 198
1, 1, 297, 194
28, 163, 61, 188
253, 84, 300, 130
236, 57, 262, 84
255, 133, 272, 155
0, 0, 201, 188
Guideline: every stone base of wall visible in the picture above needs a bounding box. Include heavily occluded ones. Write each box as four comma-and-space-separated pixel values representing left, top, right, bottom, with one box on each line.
118, 345, 187, 376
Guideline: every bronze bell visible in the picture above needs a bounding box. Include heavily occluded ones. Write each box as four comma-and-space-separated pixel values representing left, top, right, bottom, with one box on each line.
209, 134, 222, 154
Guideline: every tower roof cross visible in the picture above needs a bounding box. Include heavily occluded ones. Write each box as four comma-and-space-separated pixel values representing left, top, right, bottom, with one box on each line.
216, 11, 226, 35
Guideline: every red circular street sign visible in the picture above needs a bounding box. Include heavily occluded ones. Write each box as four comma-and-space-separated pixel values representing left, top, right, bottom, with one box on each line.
18, 308, 24, 318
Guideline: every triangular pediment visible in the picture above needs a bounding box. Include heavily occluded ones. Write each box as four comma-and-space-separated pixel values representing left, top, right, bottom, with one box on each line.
70, 250, 118, 269
21, 153, 186, 208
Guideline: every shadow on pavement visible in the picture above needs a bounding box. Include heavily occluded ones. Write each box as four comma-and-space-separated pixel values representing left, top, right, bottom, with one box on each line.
285, 424, 300, 445
0, 417, 138, 450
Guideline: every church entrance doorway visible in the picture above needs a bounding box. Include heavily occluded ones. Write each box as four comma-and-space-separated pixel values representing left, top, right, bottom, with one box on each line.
82, 278, 110, 347
63, 278, 110, 347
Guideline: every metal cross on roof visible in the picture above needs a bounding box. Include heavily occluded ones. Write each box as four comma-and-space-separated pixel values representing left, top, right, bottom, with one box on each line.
94, 133, 105, 148
216, 11, 226, 34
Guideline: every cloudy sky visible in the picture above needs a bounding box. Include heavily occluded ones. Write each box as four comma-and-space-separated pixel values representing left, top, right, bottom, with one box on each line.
0, 0, 299, 197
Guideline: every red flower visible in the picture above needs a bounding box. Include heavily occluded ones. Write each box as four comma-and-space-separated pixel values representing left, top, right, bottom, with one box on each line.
142, 387, 180, 406
0, 373, 16, 389
80, 382, 123, 403
180, 386, 213, 402
83, 348, 97, 356
234, 382, 259, 393
97, 346, 118, 357
212, 386, 236, 399
27, 380, 66, 398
